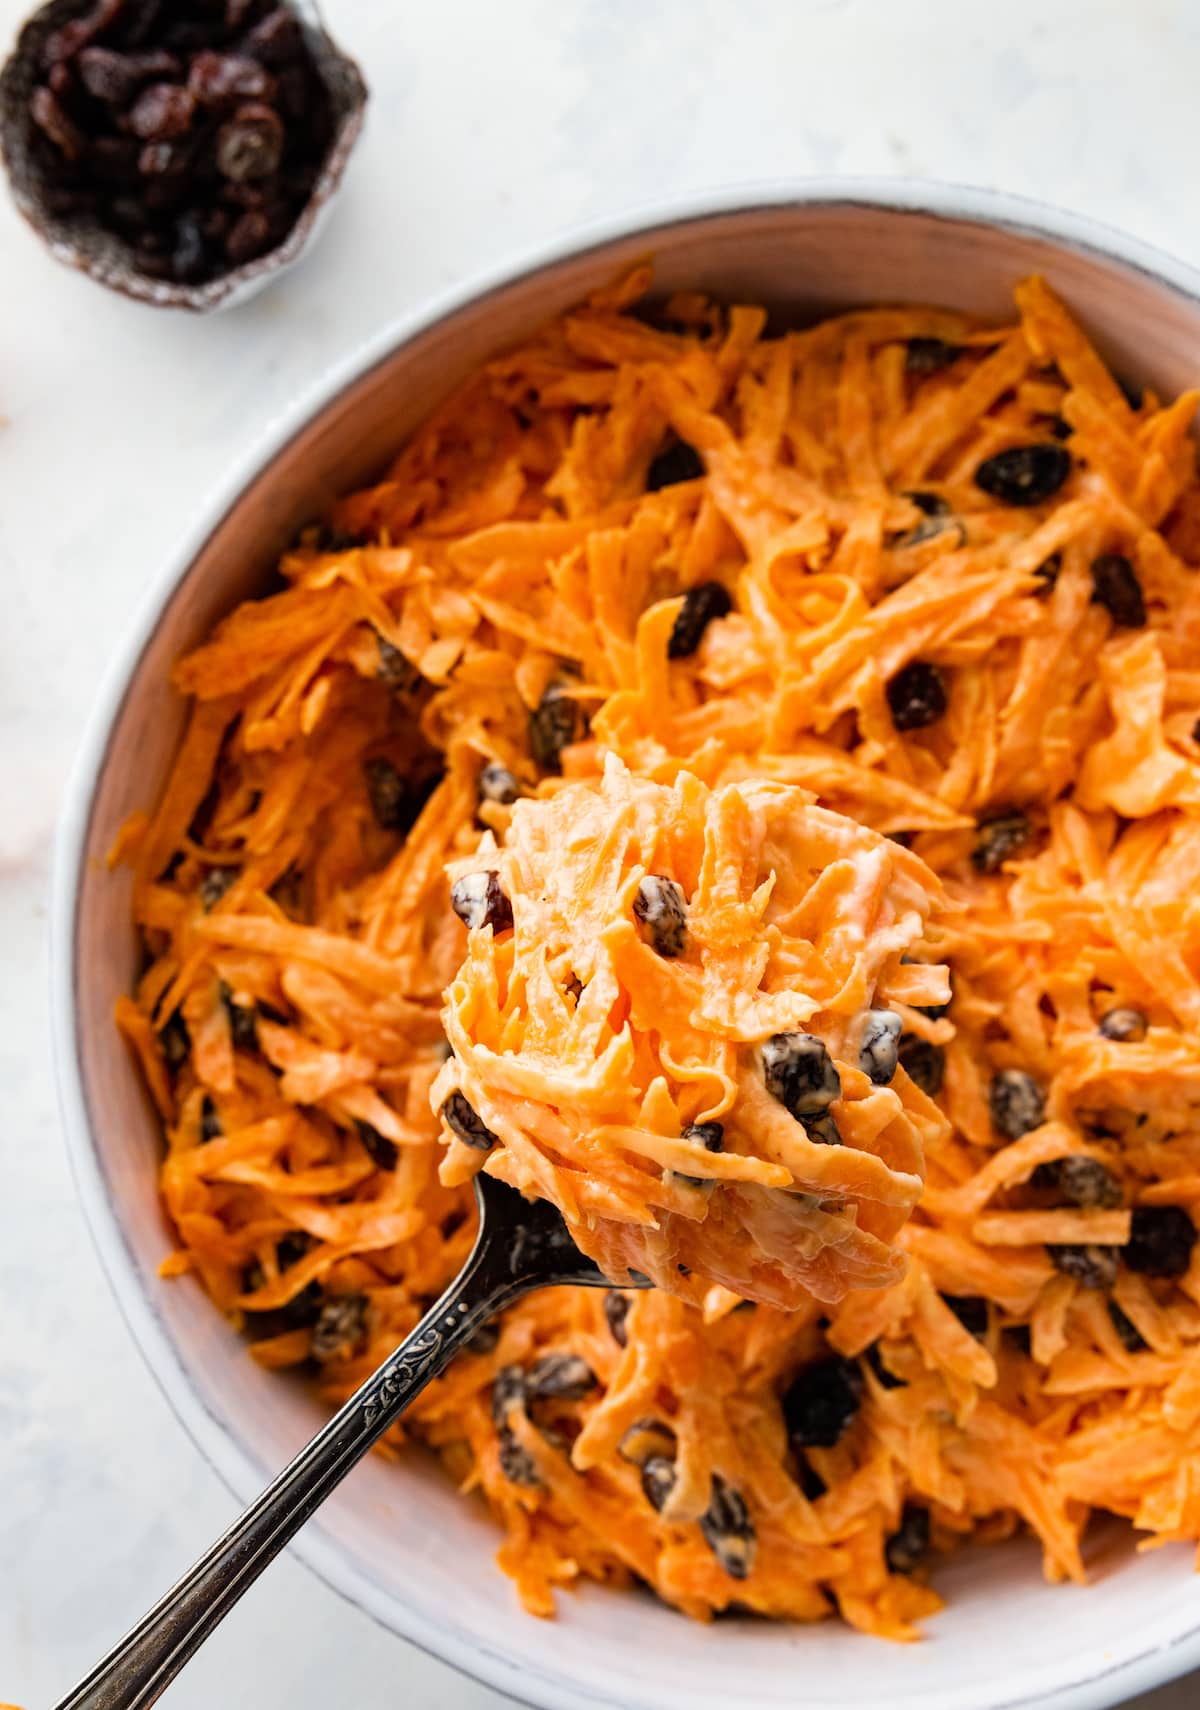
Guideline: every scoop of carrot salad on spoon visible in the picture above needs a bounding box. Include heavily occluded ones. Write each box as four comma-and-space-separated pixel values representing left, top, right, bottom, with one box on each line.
434, 756, 949, 1307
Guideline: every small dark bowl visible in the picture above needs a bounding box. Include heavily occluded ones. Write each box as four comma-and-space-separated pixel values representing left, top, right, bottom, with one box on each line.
0, 0, 367, 310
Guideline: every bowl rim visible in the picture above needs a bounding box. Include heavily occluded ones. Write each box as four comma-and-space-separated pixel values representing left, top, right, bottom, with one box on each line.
49, 176, 1200, 1710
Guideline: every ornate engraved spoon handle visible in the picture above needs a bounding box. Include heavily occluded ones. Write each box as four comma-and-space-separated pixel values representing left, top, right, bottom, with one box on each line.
53, 1173, 593, 1710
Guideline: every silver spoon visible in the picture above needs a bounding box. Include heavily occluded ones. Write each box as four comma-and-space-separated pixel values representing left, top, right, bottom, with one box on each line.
56, 1173, 646, 1710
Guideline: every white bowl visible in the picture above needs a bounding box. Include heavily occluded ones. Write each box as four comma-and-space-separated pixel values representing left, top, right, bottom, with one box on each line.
52, 180, 1200, 1710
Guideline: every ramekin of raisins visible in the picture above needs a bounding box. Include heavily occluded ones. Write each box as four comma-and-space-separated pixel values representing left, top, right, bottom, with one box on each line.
0, 0, 367, 309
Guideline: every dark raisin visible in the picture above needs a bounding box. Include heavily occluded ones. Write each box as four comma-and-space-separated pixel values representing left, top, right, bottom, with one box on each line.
220, 982, 259, 1052
491, 1364, 527, 1425
478, 762, 521, 805
667, 581, 732, 660
641, 1456, 677, 1511
646, 439, 705, 491
1046, 417, 1073, 441
796, 1457, 827, 1501
1055, 1156, 1122, 1210
1033, 552, 1062, 595
199, 1095, 222, 1142
375, 634, 419, 691
311, 1293, 368, 1361
1108, 1300, 1147, 1352
1124, 1206, 1197, 1279
529, 680, 585, 774
188, 50, 275, 106
858, 1010, 902, 1085
224, 207, 273, 265
617, 1418, 677, 1466
863, 1344, 905, 1390
41, 0, 126, 69
802, 1112, 842, 1146
157, 1011, 190, 1071
897, 1034, 944, 1097
904, 491, 951, 517
441, 1091, 497, 1151
885, 1504, 930, 1574
526, 1353, 597, 1402
989, 1069, 1046, 1140
127, 82, 196, 140
216, 101, 284, 181
761, 1033, 841, 1119
77, 46, 175, 105
29, 87, 87, 157
782, 1356, 863, 1449
887, 662, 948, 732
451, 871, 514, 934
242, 7, 306, 68
498, 1433, 541, 1487
355, 1119, 398, 1173
674, 1120, 724, 1189
633, 875, 688, 958
604, 1290, 631, 1347
943, 1295, 988, 1339
1047, 1244, 1119, 1289
972, 810, 1032, 873
1098, 1007, 1147, 1042
975, 445, 1071, 507
905, 338, 963, 375
699, 1475, 756, 1580
1090, 553, 1146, 628
364, 758, 410, 831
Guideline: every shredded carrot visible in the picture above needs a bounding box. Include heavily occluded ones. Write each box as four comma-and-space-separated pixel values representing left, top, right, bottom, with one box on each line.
118, 271, 1200, 1637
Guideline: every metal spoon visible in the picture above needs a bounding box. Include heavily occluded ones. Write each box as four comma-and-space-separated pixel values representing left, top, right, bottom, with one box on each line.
56, 1173, 645, 1710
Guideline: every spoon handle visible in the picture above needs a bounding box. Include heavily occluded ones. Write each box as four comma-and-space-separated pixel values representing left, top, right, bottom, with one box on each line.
54, 1215, 527, 1710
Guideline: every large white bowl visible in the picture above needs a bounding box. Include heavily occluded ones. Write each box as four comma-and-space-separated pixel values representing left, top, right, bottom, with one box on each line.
52, 181, 1200, 1710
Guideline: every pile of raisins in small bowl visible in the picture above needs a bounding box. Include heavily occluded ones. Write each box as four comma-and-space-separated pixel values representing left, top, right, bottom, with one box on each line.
25, 0, 334, 284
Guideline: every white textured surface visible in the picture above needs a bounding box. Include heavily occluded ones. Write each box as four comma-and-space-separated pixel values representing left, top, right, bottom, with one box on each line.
3, 2, 1200, 1707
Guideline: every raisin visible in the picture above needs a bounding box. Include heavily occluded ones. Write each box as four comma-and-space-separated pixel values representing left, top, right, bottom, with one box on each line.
478, 762, 521, 806
781, 1356, 863, 1449
441, 1091, 497, 1151
617, 1418, 677, 1466
224, 207, 273, 265
858, 1010, 902, 1086
802, 1112, 842, 1146
529, 681, 585, 774
77, 46, 176, 105
451, 871, 514, 933
989, 1069, 1046, 1140
885, 1504, 931, 1574
1124, 1206, 1197, 1279
188, 50, 275, 106
29, 87, 87, 158
375, 634, 419, 691
216, 101, 284, 181
641, 1456, 677, 1511
157, 1011, 190, 1071
897, 1034, 944, 1097
311, 1293, 368, 1361
905, 338, 963, 375
761, 1033, 841, 1119
699, 1475, 756, 1580
633, 875, 688, 958
1090, 553, 1146, 628
972, 809, 1033, 873
604, 1289, 631, 1347
355, 1119, 398, 1173
1108, 1300, 1148, 1352
199, 1095, 222, 1142
905, 490, 950, 517
498, 1434, 541, 1487
975, 445, 1071, 507
1055, 1156, 1122, 1210
127, 82, 196, 140
243, 8, 306, 68
667, 581, 732, 660
674, 1120, 724, 1189
491, 1364, 527, 1426
887, 661, 948, 731
1047, 1244, 1119, 1290
1098, 1007, 1147, 1042
943, 1295, 988, 1339
526, 1353, 597, 1402
364, 758, 410, 830
646, 438, 704, 490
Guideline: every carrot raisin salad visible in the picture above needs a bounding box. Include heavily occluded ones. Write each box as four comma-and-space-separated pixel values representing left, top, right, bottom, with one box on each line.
118, 269, 1200, 1637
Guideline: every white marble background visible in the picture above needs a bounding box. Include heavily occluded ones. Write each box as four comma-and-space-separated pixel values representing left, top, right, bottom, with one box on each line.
4, 0, 1200, 1704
